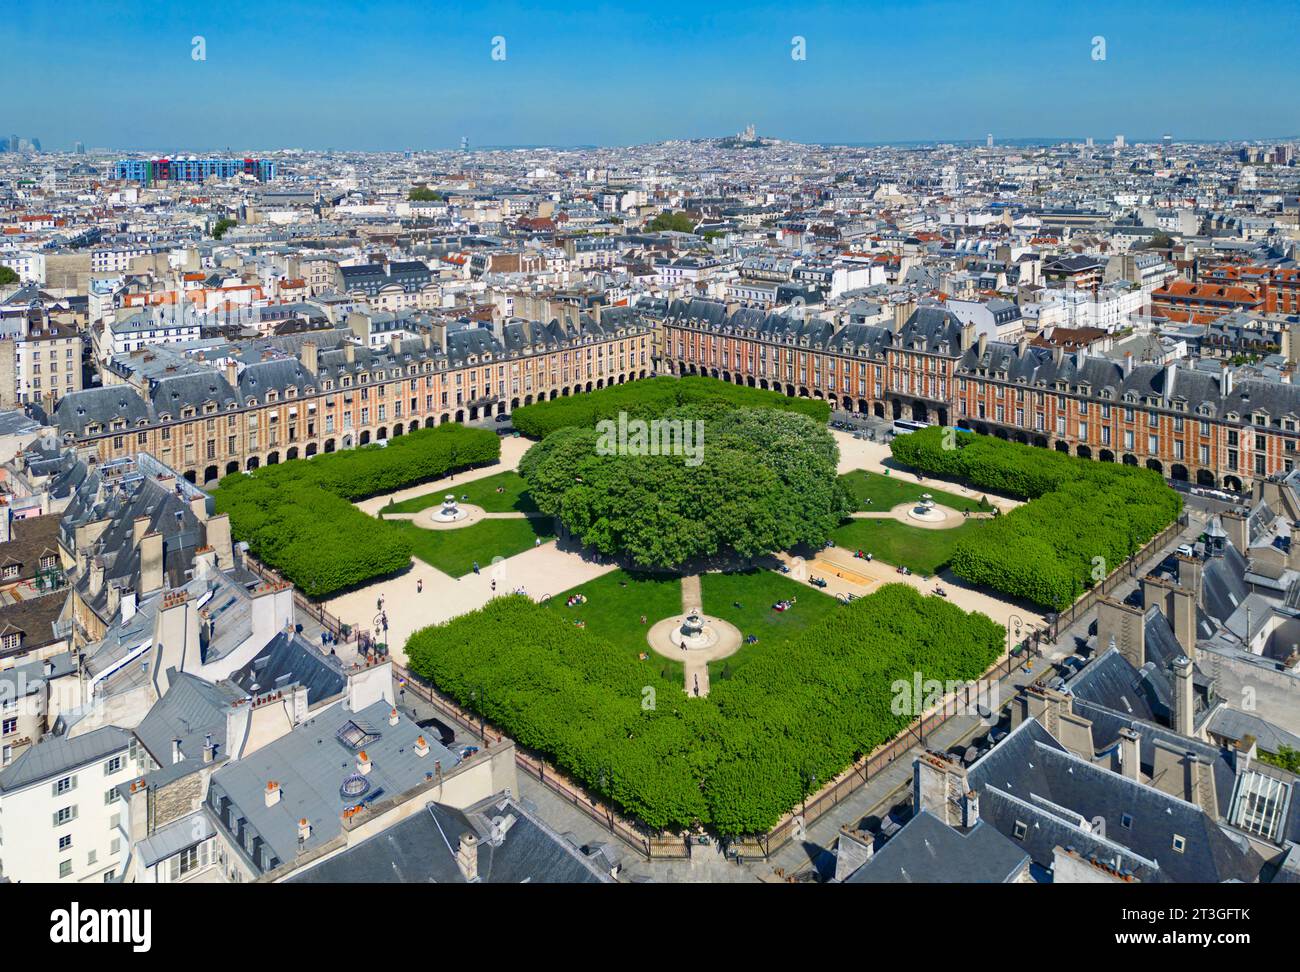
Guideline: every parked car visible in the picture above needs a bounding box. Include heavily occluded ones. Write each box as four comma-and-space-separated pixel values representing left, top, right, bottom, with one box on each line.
417, 717, 456, 748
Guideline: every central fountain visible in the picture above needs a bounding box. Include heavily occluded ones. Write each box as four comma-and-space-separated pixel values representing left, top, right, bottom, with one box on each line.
669, 608, 719, 651
906, 492, 948, 524
430, 493, 468, 524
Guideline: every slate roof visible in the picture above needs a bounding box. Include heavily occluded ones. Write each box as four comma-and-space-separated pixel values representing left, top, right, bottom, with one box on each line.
0, 726, 131, 793
228, 630, 346, 706
287, 794, 614, 884
845, 811, 1030, 883
135, 672, 246, 778
968, 719, 1265, 883
206, 699, 461, 873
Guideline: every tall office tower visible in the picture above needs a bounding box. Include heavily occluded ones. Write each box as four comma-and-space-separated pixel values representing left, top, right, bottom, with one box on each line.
460, 136, 469, 152
74, 141, 85, 154
1085, 136, 1094, 148
1114, 134, 1125, 148
986, 133, 993, 148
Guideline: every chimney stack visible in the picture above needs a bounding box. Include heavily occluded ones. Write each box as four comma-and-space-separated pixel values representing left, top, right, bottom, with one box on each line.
414, 735, 430, 758
962, 789, 980, 827
265, 781, 281, 807
1118, 727, 1141, 781
171, 738, 183, 765
139, 532, 164, 595
300, 341, 318, 375
298, 818, 312, 844
388, 706, 399, 726
203, 733, 216, 764
1173, 656, 1195, 736
456, 832, 480, 882
357, 751, 372, 775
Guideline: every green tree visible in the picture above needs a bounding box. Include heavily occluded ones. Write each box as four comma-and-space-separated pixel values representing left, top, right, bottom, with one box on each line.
408, 187, 443, 201
519, 407, 848, 569
0, 266, 18, 286
646, 211, 696, 233
211, 218, 237, 240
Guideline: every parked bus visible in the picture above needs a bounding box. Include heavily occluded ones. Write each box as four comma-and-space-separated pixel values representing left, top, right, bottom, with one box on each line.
891, 418, 931, 436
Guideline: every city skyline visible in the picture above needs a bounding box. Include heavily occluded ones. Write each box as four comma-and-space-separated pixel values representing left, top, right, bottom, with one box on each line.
6, 0, 1300, 152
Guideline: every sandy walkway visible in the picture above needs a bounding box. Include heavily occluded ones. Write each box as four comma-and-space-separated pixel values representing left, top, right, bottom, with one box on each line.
323, 540, 619, 666
783, 548, 1046, 636
355, 434, 534, 515
832, 430, 1022, 514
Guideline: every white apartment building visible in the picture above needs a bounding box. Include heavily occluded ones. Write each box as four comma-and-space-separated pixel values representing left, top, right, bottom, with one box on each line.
106, 312, 203, 357
0, 726, 148, 882
1027, 285, 1147, 332
0, 250, 46, 285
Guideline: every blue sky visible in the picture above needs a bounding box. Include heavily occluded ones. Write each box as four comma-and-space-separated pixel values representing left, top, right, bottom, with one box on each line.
6, 0, 1298, 151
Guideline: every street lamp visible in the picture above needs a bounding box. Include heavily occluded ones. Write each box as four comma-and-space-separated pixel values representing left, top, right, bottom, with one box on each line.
1007, 613, 1024, 657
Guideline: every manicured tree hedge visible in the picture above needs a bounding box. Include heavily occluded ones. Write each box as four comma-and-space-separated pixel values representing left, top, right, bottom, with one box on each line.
213, 425, 500, 597
406, 584, 1003, 835
891, 426, 1183, 609
510, 375, 830, 439
518, 407, 849, 568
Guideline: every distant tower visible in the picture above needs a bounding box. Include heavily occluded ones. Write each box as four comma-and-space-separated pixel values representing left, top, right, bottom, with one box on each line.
1085, 136, 1094, 149
1114, 134, 1125, 149
460, 136, 469, 152
74, 141, 85, 155
986, 133, 993, 149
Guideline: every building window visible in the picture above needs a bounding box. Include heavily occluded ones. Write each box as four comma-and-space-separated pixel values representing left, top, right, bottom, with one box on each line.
59, 859, 72, 879
58, 835, 72, 851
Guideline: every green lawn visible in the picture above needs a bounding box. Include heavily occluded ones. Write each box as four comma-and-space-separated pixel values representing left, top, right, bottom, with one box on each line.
381, 470, 539, 515
831, 517, 989, 576
543, 568, 841, 681
839, 469, 989, 513
389, 516, 556, 577
541, 569, 686, 682
699, 570, 839, 664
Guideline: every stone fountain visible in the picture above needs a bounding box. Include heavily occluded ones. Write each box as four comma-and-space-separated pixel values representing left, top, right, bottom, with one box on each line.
430, 492, 468, 523
669, 608, 719, 651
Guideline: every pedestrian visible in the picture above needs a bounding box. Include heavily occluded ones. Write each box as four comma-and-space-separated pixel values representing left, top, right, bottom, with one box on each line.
491, 579, 497, 592
472, 561, 480, 574
417, 578, 423, 594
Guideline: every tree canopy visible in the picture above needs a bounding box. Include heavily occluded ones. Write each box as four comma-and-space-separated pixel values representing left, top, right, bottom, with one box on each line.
0, 266, 18, 286
645, 210, 696, 233
214, 424, 499, 597
407, 187, 443, 201
519, 406, 849, 569
406, 582, 1004, 835
891, 426, 1183, 609
510, 375, 830, 439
